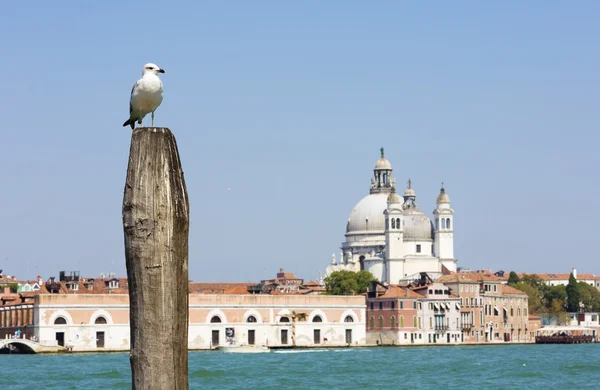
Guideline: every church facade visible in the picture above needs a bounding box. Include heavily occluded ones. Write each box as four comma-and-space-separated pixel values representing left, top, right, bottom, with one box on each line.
326, 149, 457, 284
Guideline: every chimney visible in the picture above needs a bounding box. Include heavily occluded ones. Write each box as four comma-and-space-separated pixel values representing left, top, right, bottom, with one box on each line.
572, 268, 577, 279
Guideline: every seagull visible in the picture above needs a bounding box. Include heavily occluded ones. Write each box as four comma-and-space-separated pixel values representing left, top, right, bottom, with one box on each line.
123, 63, 166, 129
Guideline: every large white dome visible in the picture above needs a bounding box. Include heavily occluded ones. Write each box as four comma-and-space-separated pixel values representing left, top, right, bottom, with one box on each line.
346, 193, 389, 233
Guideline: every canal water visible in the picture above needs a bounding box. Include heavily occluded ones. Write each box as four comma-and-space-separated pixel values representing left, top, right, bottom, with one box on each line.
2, 344, 599, 389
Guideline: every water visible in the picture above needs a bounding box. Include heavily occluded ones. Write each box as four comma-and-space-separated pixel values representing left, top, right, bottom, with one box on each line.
2, 345, 600, 389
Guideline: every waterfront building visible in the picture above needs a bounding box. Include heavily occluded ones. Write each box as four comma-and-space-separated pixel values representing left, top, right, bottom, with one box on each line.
325, 148, 456, 284
436, 271, 531, 343
365, 276, 461, 345
1, 291, 365, 352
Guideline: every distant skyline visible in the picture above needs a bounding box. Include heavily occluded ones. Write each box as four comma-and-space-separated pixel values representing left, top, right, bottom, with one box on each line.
1, 1, 599, 282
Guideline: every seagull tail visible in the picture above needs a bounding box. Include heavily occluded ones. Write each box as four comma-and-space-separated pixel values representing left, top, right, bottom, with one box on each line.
122, 119, 135, 129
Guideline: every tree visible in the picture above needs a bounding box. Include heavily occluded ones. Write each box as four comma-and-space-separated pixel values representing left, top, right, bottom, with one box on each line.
566, 273, 580, 313
513, 282, 544, 314
507, 271, 520, 286
543, 285, 567, 310
548, 298, 567, 325
324, 270, 376, 295
577, 282, 600, 312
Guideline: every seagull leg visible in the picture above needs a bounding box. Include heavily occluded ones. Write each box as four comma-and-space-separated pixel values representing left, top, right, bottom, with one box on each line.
152, 111, 155, 127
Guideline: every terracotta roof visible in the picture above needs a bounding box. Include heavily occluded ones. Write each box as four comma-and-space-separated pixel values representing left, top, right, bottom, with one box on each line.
189, 282, 254, 294
499, 284, 528, 296
303, 280, 321, 287
379, 285, 422, 299
436, 273, 495, 283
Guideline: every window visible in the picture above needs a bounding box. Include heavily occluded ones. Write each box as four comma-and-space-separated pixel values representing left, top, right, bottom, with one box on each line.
400, 316, 404, 328
413, 317, 417, 327
413, 302, 416, 309
429, 317, 433, 329
392, 219, 396, 229
344, 315, 354, 323
370, 302, 374, 310
442, 219, 446, 229
369, 317, 375, 328
210, 316, 222, 323
54, 317, 67, 325
391, 301, 395, 309
418, 317, 422, 329
493, 285, 497, 292
446, 218, 451, 229
400, 301, 403, 309
378, 316, 384, 329
460, 285, 463, 292
416, 244, 421, 253
312, 315, 323, 323
510, 308, 514, 317
379, 302, 383, 310
94, 316, 107, 325
280, 316, 290, 323
390, 316, 396, 328
396, 218, 400, 229
247, 315, 257, 323
429, 289, 433, 294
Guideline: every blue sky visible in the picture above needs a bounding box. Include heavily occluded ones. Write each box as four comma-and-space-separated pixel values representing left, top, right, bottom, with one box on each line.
1, 1, 598, 282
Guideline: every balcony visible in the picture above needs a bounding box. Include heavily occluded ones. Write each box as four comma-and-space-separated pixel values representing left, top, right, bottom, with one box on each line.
434, 325, 449, 332
461, 323, 473, 331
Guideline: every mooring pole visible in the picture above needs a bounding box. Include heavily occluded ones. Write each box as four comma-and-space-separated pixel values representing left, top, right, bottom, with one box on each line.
123, 127, 189, 390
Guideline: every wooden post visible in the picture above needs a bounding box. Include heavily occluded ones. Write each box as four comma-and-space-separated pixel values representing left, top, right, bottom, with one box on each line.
122, 127, 189, 390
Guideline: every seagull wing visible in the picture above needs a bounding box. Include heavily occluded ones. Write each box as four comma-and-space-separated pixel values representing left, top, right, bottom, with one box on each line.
129, 81, 139, 116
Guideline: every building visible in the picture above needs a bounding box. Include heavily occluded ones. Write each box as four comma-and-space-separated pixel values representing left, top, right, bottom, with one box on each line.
326, 148, 456, 284
1, 291, 365, 352
499, 268, 597, 288
436, 271, 531, 343
365, 275, 462, 345
259, 268, 304, 294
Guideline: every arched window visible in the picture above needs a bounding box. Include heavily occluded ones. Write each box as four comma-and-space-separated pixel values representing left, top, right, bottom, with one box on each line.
312, 315, 323, 323
369, 316, 375, 329
396, 218, 400, 229
391, 219, 396, 229
378, 316, 384, 329
280, 316, 290, 323
210, 316, 222, 323
344, 315, 354, 323
247, 315, 257, 323
441, 218, 446, 229
399, 316, 404, 328
54, 317, 67, 325
413, 316, 417, 327
390, 315, 396, 328
94, 316, 107, 324
446, 218, 451, 229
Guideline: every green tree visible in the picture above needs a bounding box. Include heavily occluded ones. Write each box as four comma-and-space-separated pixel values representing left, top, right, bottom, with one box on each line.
324, 270, 376, 295
543, 285, 567, 310
577, 282, 600, 312
513, 282, 544, 314
507, 271, 520, 286
549, 298, 568, 325
566, 273, 580, 313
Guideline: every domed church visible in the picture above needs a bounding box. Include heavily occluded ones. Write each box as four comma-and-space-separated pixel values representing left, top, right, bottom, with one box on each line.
325, 148, 457, 284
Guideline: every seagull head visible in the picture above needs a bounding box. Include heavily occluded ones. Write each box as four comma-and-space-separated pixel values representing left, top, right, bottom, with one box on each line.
142, 63, 166, 76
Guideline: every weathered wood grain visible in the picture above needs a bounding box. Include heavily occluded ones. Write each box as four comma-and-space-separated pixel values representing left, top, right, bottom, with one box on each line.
122, 127, 189, 390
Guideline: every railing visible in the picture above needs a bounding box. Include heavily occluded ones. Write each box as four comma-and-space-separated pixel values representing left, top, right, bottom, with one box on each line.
434, 325, 449, 332
461, 323, 473, 331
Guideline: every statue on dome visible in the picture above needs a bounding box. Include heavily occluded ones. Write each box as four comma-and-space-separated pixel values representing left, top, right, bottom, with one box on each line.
331, 253, 337, 265
380, 147, 384, 158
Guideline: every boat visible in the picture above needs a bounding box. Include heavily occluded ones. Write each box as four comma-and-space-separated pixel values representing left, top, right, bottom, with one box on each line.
219, 344, 270, 353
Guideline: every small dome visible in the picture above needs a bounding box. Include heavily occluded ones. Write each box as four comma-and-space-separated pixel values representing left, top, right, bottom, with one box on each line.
387, 190, 401, 204
375, 157, 392, 170
403, 209, 433, 240
436, 185, 450, 204
404, 187, 416, 197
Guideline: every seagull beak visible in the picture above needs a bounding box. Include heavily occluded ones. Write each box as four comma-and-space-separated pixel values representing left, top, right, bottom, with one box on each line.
158, 69, 166, 73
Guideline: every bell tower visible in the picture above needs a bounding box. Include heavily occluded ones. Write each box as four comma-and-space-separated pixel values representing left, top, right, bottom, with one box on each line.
433, 183, 456, 272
